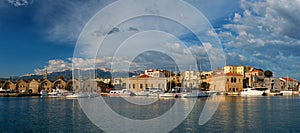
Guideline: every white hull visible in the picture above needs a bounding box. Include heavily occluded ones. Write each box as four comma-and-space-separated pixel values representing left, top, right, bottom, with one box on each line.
181, 92, 208, 98
66, 93, 89, 98
160, 93, 181, 98
241, 88, 268, 96
109, 89, 132, 97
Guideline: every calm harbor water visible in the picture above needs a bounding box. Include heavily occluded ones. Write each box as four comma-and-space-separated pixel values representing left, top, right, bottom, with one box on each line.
1, 96, 300, 132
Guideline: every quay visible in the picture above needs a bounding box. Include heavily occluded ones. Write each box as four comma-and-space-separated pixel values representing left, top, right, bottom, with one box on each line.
0, 93, 41, 97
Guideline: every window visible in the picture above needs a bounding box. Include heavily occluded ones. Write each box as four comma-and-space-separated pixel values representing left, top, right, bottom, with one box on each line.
140, 84, 143, 89
133, 84, 135, 89
129, 84, 131, 89
158, 84, 160, 88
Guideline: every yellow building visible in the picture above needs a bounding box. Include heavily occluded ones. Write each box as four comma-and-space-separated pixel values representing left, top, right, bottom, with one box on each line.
224, 66, 237, 74
224, 65, 253, 77
225, 72, 244, 94
125, 74, 167, 92
210, 72, 243, 94
28, 79, 40, 93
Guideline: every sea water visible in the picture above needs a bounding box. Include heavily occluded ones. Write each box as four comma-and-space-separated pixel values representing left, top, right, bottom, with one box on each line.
1, 96, 300, 132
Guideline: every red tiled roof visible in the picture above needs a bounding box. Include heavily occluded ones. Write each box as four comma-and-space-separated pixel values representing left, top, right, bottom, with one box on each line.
280, 77, 298, 82
139, 74, 151, 78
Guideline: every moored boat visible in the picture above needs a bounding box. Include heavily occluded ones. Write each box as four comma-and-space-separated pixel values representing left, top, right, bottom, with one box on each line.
66, 92, 89, 98
181, 90, 208, 98
108, 89, 133, 97
241, 87, 269, 96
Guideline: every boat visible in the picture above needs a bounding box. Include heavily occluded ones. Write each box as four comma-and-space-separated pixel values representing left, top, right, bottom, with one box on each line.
181, 90, 208, 98
160, 87, 183, 98
134, 91, 149, 96
204, 90, 218, 96
241, 87, 269, 96
40, 90, 48, 97
0, 88, 10, 93
66, 92, 89, 98
280, 90, 299, 96
47, 89, 65, 97
108, 89, 133, 97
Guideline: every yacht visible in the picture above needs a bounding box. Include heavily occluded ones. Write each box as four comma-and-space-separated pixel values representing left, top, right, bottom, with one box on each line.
160, 87, 183, 98
241, 87, 269, 96
108, 89, 133, 97
66, 92, 89, 98
181, 90, 208, 98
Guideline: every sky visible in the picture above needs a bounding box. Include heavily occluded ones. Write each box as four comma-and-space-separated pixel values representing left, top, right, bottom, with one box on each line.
0, 0, 300, 80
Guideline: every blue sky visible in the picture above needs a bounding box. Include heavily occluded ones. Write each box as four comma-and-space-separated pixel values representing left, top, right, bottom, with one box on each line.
1, 0, 300, 80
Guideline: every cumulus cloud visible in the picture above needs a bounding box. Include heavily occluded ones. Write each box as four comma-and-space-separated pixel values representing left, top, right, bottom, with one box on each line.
220, 0, 300, 79
7, 0, 32, 7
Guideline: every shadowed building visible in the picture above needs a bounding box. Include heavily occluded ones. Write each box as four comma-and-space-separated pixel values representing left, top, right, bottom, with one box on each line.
53, 79, 66, 90
2, 81, 16, 92
83, 79, 98, 92
66, 80, 79, 91
0, 81, 4, 89
40, 79, 53, 92
16, 80, 28, 93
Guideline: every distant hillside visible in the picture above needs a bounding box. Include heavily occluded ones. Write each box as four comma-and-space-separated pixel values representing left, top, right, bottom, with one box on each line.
10, 69, 142, 81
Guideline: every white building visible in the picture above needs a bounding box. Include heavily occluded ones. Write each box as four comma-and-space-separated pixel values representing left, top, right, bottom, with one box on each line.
144, 69, 165, 78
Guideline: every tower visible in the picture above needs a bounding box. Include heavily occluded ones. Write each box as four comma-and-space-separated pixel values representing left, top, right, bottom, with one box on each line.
43, 69, 48, 80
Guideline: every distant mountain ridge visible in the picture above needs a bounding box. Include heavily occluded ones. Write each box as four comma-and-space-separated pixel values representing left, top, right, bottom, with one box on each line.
3, 69, 143, 82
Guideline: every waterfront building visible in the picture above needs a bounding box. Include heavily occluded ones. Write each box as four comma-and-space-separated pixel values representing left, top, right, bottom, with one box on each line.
245, 69, 265, 87
124, 74, 167, 92
66, 79, 80, 91
144, 68, 165, 78
210, 72, 243, 93
83, 79, 98, 92
280, 77, 299, 90
112, 78, 122, 85
225, 72, 244, 94
210, 75, 226, 92
181, 70, 200, 88
16, 80, 28, 93
40, 79, 53, 92
2, 81, 16, 92
0, 81, 4, 89
28, 79, 40, 93
53, 79, 66, 90
264, 78, 282, 91
224, 65, 253, 77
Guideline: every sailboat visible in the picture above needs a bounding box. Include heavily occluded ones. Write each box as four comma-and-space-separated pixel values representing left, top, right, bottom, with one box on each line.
66, 71, 89, 98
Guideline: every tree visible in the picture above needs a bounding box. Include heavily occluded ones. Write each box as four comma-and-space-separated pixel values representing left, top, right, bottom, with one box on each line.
167, 81, 176, 91
200, 82, 210, 91
264, 70, 273, 78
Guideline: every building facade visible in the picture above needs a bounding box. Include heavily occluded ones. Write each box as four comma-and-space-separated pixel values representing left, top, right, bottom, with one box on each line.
124, 74, 167, 92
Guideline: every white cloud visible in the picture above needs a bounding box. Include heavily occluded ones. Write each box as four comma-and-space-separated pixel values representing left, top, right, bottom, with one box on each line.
220, 0, 300, 79
7, 0, 32, 7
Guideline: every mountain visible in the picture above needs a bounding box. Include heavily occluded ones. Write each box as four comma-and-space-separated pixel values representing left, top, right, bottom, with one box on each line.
10, 69, 142, 82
